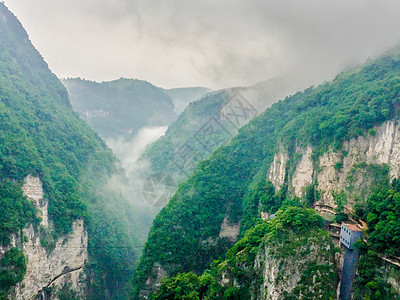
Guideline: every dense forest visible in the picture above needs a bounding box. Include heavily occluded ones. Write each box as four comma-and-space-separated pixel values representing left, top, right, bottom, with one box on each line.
143, 91, 236, 184
63, 77, 177, 140
142, 76, 302, 189
153, 206, 338, 299
0, 4, 144, 299
164, 87, 211, 115
2, 1, 400, 299
133, 49, 400, 298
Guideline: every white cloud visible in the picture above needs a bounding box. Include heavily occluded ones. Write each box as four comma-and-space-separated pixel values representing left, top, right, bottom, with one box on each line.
5, 0, 400, 89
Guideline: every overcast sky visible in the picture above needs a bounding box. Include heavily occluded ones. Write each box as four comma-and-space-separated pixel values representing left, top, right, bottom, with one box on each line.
5, 0, 400, 89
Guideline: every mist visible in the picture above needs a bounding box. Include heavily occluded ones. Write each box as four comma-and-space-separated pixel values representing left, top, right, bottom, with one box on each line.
5, 0, 400, 90
107, 126, 168, 177
105, 126, 168, 210
96, 126, 170, 253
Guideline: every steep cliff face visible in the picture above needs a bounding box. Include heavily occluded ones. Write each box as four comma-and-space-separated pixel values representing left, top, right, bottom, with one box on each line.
150, 207, 338, 300
134, 50, 400, 298
139, 263, 168, 299
265, 120, 400, 298
0, 3, 141, 298
254, 230, 336, 300
268, 150, 288, 191
270, 120, 400, 209
1, 175, 88, 299
291, 146, 314, 197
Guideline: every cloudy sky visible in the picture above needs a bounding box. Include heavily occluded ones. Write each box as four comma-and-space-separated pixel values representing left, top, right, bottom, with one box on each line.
5, 0, 400, 89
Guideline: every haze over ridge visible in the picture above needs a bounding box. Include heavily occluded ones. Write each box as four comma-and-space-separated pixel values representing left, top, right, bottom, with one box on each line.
5, 0, 400, 89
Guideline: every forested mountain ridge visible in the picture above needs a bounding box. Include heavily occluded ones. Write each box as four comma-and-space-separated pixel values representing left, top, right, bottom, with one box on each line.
63, 77, 177, 140
0, 4, 143, 299
164, 87, 211, 114
133, 49, 400, 299
142, 90, 236, 184
142, 76, 301, 191
152, 207, 339, 299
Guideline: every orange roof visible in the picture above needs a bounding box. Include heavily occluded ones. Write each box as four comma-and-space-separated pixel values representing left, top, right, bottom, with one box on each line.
343, 223, 362, 232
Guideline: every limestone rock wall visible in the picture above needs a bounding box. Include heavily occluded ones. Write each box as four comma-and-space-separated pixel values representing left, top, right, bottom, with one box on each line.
219, 215, 240, 241
140, 263, 168, 300
1, 175, 88, 300
291, 146, 313, 197
254, 233, 336, 300
22, 175, 48, 228
268, 150, 288, 191
269, 121, 400, 208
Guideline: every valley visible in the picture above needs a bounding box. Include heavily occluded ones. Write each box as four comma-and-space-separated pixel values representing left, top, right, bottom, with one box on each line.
0, 2, 400, 300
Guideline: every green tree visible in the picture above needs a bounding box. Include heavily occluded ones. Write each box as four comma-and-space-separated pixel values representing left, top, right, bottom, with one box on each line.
0, 248, 26, 295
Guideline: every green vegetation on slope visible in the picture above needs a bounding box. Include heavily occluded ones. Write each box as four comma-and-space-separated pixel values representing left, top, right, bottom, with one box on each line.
134, 49, 400, 297
164, 86, 210, 114
153, 207, 337, 299
353, 246, 400, 300
143, 91, 231, 182
63, 78, 177, 140
0, 181, 38, 245
143, 90, 257, 185
0, 248, 26, 299
144, 77, 302, 189
0, 1, 94, 236
0, 4, 143, 298
351, 177, 400, 299
364, 178, 400, 257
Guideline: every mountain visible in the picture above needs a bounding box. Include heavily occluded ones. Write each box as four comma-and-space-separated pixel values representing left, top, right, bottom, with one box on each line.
142, 75, 308, 194
0, 4, 144, 299
133, 50, 400, 298
62, 77, 177, 140
152, 207, 338, 299
142, 90, 239, 185
164, 87, 211, 114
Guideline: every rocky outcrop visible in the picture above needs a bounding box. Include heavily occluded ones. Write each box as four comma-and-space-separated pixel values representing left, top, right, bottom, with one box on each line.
268, 150, 288, 191
316, 150, 342, 206
22, 175, 48, 228
389, 273, 400, 295
14, 220, 88, 299
292, 146, 313, 197
3, 175, 88, 300
270, 121, 400, 208
219, 215, 240, 241
140, 263, 168, 299
254, 230, 337, 299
